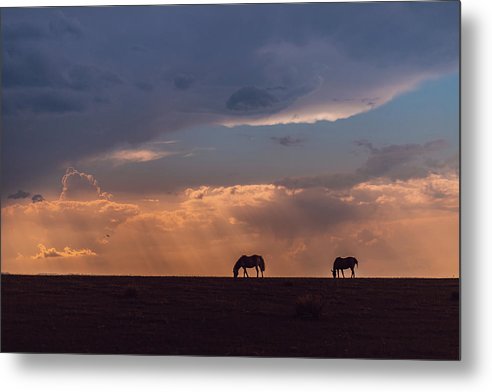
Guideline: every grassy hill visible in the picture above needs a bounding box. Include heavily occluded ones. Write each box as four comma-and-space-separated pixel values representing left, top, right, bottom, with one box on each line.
1, 275, 459, 359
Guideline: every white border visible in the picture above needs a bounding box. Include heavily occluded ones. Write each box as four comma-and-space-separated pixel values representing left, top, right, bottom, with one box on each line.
2, 0, 492, 391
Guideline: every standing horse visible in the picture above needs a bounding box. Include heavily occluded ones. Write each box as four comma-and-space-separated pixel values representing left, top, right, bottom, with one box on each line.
233, 255, 265, 278
331, 256, 358, 278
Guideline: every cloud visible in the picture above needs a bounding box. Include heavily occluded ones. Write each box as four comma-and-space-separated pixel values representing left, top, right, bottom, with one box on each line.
173, 74, 194, 90
3, 10, 83, 44
48, 11, 84, 38
2, 3, 459, 188
3, 199, 139, 233
59, 167, 112, 201
183, 172, 458, 236
87, 148, 177, 165
3, 22, 48, 43
65, 64, 123, 92
2, 198, 139, 270
3, 90, 86, 115
32, 194, 45, 203
226, 87, 279, 112
2, 169, 458, 276
349, 173, 459, 212
32, 243, 96, 259
271, 136, 305, 146
355, 139, 448, 180
228, 187, 364, 239
135, 81, 154, 92
219, 33, 454, 126
8, 190, 30, 199
2, 50, 63, 89
276, 139, 452, 190
129, 175, 457, 276
3, 55, 122, 95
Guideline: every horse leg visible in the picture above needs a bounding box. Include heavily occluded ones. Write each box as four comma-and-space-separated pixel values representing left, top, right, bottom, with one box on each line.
351, 267, 355, 278
256, 266, 259, 278
261, 270, 264, 278
342, 269, 345, 278
244, 268, 249, 277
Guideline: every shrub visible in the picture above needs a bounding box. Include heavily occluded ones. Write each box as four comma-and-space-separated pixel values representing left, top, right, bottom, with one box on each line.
295, 293, 325, 320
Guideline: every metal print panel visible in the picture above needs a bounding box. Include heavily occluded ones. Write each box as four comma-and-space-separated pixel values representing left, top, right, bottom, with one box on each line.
1, 1, 460, 359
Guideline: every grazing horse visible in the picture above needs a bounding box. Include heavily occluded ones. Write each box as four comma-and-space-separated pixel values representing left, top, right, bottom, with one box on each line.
233, 255, 265, 278
331, 256, 358, 278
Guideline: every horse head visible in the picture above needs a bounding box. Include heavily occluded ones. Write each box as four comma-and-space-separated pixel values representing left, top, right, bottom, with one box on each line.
258, 255, 265, 272
331, 269, 336, 279
233, 260, 241, 278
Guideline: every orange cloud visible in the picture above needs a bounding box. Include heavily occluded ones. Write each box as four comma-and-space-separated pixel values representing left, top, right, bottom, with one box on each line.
89, 148, 177, 164
1, 173, 458, 277
32, 244, 97, 259
60, 167, 112, 201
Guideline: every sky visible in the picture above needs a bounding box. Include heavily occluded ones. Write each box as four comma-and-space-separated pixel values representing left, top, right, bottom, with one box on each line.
1, 2, 460, 277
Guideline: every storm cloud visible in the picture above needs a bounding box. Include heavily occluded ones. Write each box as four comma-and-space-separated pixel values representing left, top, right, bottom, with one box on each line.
173, 74, 194, 90
271, 136, 305, 147
8, 190, 30, 199
276, 139, 454, 190
4, 90, 86, 115
31, 194, 45, 203
355, 139, 449, 179
1, 3, 459, 190
226, 87, 279, 112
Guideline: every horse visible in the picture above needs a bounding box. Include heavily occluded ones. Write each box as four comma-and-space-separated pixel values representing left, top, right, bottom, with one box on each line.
331, 256, 358, 278
233, 255, 265, 278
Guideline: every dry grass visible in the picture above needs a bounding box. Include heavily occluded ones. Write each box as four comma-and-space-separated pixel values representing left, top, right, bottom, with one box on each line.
295, 293, 325, 320
1, 276, 460, 358
122, 286, 138, 299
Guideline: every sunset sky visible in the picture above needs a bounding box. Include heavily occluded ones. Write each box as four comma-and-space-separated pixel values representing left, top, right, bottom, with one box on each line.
1, 2, 459, 277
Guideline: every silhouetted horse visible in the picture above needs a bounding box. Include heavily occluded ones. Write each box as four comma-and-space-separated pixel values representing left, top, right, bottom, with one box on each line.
331, 256, 358, 278
233, 255, 265, 278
